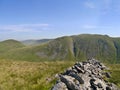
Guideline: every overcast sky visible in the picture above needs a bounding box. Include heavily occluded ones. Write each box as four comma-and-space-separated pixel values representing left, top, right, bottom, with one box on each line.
0, 0, 120, 40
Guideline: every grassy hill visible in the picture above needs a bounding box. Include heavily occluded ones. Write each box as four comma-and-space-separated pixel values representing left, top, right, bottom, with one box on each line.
0, 37, 74, 61
112, 38, 120, 63
0, 39, 25, 53
72, 34, 116, 63
0, 34, 120, 63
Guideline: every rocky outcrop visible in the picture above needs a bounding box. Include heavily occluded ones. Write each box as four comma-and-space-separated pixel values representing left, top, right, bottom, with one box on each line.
52, 59, 120, 90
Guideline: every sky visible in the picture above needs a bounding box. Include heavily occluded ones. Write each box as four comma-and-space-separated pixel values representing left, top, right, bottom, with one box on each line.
0, 0, 120, 40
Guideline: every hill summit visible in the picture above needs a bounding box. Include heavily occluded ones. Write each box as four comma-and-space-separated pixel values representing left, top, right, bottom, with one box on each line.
0, 39, 25, 53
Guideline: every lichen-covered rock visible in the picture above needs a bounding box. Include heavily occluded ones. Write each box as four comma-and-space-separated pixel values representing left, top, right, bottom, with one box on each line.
51, 59, 120, 90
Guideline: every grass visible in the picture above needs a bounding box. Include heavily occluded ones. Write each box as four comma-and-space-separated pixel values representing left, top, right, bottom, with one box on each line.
0, 60, 74, 90
0, 34, 118, 62
0, 60, 119, 90
106, 64, 120, 87
0, 39, 25, 53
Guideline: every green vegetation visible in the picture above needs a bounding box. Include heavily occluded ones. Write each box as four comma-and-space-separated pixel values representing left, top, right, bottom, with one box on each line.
72, 34, 116, 63
106, 64, 120, 87
0, 60, 119, 90
0, 60, 74, 90
0, 36, 75, 61
0, 34, 120, 63
0, 39, 25, 53
112, 38, 120, 63
0, 34, 120, 89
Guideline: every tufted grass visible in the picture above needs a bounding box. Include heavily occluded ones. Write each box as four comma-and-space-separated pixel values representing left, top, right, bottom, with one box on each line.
106, 64, 120, 88
0, 60, 119, 90
0, 60, 74, 90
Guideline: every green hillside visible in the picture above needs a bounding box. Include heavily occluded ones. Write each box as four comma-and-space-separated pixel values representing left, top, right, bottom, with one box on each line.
72, 34, 116, 63
112, 38, 120, 63
0, 34, 120, 63
0, 39, 25, 53
0, 37, 74, 61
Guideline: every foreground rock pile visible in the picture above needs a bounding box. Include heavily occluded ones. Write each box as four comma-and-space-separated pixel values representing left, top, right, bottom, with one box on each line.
52, 59, 120, 90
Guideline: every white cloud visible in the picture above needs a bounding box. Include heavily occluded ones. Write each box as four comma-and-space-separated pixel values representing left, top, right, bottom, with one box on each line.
0, 24, 49, 32
84, 2, 95, 9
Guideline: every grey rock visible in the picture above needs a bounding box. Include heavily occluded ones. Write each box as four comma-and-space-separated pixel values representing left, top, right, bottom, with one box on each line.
69, 73, 84, 84
74, 65, 84, 73
51, 59, 120, 90
52, 82, 68, 90
105, 72, 111, 78
97, 83, 102, 88
60, 75, 80, 90
64, 68, 72, 75
72, 69, 78, 73
106, 86, 112, 90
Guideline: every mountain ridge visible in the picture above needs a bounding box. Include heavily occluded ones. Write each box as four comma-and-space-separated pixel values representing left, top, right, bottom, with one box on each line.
0, 34, 120, 63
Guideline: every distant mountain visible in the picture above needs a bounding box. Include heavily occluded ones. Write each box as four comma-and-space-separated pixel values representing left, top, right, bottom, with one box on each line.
21, 39, 52, 46
1, 34, 120, 63
0, 39, 25, 53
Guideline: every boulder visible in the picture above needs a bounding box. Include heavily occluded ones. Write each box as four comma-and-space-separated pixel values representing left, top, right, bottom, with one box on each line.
60, 75, 80, 90
68, 73, 84, 84
52, 82, 68, 90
